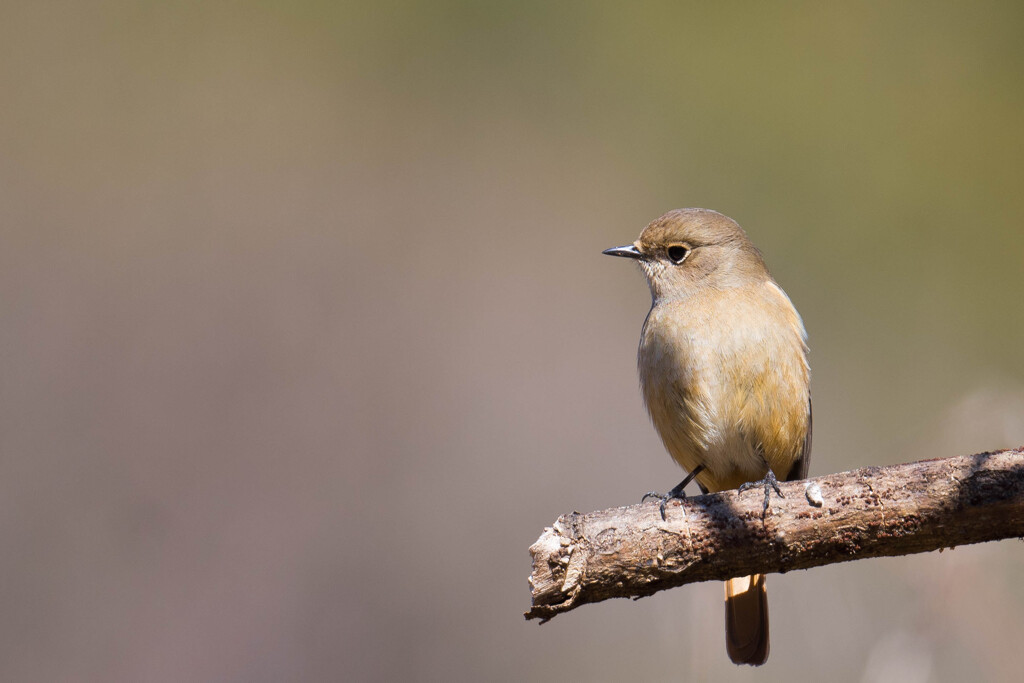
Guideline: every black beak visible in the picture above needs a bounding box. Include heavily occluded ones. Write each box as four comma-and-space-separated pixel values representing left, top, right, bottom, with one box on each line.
602, 244, 642, 259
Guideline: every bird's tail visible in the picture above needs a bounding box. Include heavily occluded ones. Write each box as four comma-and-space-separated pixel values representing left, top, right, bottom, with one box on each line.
725, 574, 769, 666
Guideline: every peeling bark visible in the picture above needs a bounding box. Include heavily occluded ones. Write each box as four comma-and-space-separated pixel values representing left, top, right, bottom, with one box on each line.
526, 448, 1024, 622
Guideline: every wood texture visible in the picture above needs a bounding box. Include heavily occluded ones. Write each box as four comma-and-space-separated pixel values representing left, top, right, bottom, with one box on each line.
526, 448, 1024, 622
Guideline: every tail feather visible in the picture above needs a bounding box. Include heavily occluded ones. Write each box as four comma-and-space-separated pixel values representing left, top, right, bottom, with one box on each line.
724, 574, 769, 666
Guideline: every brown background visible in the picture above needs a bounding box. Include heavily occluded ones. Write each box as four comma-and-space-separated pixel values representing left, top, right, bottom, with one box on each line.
3, 2, 1024, 681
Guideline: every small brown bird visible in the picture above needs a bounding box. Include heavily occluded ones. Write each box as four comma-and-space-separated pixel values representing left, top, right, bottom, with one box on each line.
604, 208, 811, 666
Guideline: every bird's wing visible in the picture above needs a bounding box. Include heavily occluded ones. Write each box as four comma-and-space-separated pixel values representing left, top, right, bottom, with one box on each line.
786, 397, 812, 481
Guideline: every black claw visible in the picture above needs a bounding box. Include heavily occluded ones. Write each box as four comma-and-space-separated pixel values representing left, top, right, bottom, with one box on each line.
640, 487, 686, 520
642, 465, 705, 521
739, 469, 784, 515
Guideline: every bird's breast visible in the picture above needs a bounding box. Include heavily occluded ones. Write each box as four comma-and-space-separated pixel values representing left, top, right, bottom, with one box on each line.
638, 283, 810, 491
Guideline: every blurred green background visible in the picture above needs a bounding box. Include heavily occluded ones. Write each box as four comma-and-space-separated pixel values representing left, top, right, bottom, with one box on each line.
3, 1, 1024, 681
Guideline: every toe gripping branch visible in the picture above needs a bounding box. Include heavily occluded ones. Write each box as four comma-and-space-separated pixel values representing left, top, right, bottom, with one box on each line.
642, 464, 706, 520
738, 468, 784, 515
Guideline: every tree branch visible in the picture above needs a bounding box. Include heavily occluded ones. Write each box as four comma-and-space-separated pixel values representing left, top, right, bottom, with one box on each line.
526, 448, 1024, 622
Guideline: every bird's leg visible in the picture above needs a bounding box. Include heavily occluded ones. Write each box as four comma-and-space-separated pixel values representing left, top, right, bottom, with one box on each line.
738, 467, 784, 515
642, 464, 705, 520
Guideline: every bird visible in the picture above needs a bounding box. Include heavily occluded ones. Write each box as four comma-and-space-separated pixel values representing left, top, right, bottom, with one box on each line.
603, 208, 811, 666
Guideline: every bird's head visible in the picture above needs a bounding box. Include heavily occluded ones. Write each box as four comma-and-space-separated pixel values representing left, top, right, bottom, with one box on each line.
603, 208, 770, 302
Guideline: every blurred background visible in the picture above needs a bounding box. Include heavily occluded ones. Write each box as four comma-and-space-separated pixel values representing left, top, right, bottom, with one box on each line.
2, 1, 1024, 681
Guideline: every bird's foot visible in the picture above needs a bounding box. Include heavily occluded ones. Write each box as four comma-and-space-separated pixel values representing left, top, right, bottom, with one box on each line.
642, 465, 705, 520
738, 469, 784, 515
642, 483, 688, 521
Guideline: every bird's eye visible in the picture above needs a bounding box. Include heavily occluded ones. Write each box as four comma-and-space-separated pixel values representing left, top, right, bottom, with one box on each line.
667, 245, 689, 264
